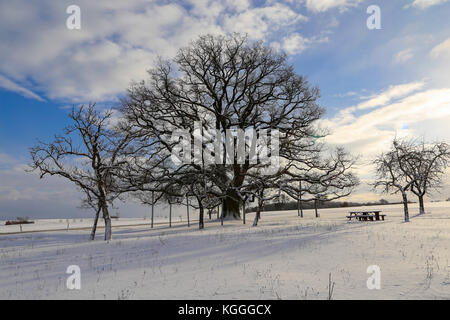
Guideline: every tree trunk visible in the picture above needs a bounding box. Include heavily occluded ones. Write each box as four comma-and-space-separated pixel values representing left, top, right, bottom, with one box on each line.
199, 204, 204, 230
169, 202, 172, 227
252, 210, 259, 227
418, 195, 425, 215
298, 181, 303, 217
253, 206, 261, 227
253, 199, 262, 227
151, 191, 154, 228
102, 202, 112, 241
186, 196, 190, 227
222, 189, 241, 219
89, 205, 101, 240
243, 200, 246, 224
314, 199, 319, 218
402, 191, 410, 222
298, 198, 303, 218
98, 182, 111, 240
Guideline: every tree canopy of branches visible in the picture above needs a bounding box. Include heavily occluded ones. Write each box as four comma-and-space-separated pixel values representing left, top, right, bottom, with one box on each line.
120, 33, 359, 221
374, 139, 450, 221
374, 138, 450, 218
29, 104, 134, 240
373, 141, 414, 222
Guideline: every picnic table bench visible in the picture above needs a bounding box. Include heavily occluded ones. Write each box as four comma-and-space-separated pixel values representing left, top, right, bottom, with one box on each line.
346, 210, 386, 221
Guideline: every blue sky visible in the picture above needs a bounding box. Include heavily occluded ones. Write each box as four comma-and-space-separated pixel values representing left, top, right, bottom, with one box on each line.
1, 0, 450, 219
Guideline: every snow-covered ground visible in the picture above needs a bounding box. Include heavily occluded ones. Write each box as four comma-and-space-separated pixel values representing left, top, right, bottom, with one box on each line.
1, 202, 449, 300
0, 217, 171, 234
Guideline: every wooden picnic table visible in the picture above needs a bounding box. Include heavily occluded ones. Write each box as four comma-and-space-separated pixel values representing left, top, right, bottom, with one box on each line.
347, 210, 385, 221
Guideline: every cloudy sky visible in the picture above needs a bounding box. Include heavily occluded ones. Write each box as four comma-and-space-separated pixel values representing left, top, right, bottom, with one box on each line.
1, 0, 450, 219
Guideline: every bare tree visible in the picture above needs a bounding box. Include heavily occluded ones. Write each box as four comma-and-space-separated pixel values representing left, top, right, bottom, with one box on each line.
80, 191, 102, 240
183, 173, 216, 230
373, 140, 416, 222
120, 33, 357, 220
238, 169, 278, 227
29, 104, 134, 240
279, 147, 359, 217
250, 186, 278, 227
394, 139, 450, 214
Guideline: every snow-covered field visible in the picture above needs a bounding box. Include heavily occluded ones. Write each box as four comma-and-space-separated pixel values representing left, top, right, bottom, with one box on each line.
0, 216, 171, 234
1, 202, 449, 300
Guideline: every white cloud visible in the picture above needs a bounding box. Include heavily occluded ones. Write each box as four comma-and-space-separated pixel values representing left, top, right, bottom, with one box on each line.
0, 1, 312, 102
223, 3, 307, 40
321, 85, 450, 198
332, 82, 426, 124
0, 162, 78, 203
303, 0, 362, 12
355, 81, 425, 110
0, 153, 17, 168
281, 33, 328, 55
323, 87, 450, 157
0, 75, 44, 101
406, 0, 449, 9
334, 91, 358, 98
282, 33, 310, 55
430, 38, 450, 59
393, 48, 414, 64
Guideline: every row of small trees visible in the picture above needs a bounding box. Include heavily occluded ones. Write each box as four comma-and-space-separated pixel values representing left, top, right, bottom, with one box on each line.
373, 139, 450, 222
29, 33, 359, 240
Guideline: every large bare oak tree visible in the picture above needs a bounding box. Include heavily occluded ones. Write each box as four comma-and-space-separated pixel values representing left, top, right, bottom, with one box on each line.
120, 33, 358, 220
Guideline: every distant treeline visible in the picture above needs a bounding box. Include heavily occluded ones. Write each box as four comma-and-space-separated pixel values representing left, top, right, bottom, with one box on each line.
247, 199, 414, 213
